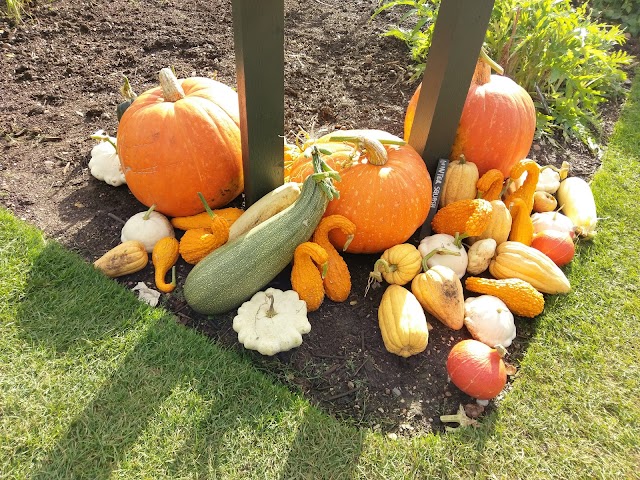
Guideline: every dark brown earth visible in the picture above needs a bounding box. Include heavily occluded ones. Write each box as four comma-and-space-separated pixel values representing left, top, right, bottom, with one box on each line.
1, 0, 637, 436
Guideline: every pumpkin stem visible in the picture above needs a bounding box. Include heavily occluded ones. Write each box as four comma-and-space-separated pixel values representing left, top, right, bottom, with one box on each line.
494, 344, 508, 358
159, 67, 186, 102
327, 135, 406, 147
372, 258, 396, 275
197, 192, 217, 218
453, 232, 470, 249
360, 136, 389, 166
142, 204, 157, 221
479, 48, 504, 75
327, 134, 406, 167
473, 49, 504, 86
263, 293, 277, 318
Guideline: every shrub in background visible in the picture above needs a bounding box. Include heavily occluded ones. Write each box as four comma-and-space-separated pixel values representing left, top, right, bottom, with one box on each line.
589, 0, 640, 37
374, 0, 633, 151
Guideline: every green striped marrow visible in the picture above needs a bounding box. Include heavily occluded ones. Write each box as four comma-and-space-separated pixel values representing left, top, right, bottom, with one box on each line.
183, 148, 340, 315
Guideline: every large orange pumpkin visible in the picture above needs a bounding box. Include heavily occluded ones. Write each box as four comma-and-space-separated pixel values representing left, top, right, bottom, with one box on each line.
117, 68, 243, 217
404, 54, 536, 177
288, 129, 432, 254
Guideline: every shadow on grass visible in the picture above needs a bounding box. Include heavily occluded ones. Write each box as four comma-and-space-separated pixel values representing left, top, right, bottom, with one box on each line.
12, 239, 364, 478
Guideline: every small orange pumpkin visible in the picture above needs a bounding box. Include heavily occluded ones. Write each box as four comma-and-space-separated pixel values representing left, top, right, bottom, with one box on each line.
287, 129, 432, 254
405, 52, 536, 177
117, 68, 243, 217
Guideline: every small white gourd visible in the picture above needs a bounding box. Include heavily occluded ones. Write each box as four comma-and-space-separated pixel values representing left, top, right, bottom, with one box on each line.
418, 233, 468, 279
88, 131, 126, 187
464, 295, 516, 348
466, 238, 497, 275
121, 205, 175, 252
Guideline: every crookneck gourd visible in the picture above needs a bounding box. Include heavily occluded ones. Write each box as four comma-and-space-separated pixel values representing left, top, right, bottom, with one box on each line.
312, 214, 356, 302
290, 242, 329, 312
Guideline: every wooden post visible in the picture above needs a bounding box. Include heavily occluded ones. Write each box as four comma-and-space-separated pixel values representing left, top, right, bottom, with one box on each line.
407, 0, 495, 237
232, 0, 285, 206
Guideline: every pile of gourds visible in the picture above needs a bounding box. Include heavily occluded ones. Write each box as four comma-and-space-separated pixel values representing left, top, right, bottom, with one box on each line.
89, 62, 599, 404
367, 151, 597, 401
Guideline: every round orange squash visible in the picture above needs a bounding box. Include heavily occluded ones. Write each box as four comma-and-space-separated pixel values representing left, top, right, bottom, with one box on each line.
404, 53, 536, 177
117, 68, 243, 217
288, 129, 432, 254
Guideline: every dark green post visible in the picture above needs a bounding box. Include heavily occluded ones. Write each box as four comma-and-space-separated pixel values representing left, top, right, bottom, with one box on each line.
408, 0, 495, 178
232, 0, 285, 206
407, 0, 495, 237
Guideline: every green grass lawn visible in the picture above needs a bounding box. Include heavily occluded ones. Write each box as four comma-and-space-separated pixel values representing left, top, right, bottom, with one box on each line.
2, 73, 639, 479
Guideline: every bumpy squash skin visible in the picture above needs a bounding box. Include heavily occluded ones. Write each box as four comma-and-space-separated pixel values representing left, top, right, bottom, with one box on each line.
378, 285, 429, 358
431, 198, 493, 237
290, 242, 329, 312
171, 207, 244, 230
183, 164, 336, 315
507, 197, 534, 246
465, 277, 544, 318
312, 215, 356, 302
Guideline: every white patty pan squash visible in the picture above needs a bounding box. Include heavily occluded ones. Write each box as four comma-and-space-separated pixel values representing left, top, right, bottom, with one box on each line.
88, 132, 127, 187
233, 288, 311, 356
463, 295, 516, 348
418, 233, 468, 279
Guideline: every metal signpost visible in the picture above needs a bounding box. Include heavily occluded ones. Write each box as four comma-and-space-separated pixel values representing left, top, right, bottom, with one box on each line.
232, 0, 285, 206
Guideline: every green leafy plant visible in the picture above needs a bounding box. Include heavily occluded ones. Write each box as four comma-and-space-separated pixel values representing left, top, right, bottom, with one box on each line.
374, 0, 633, 150
589, 0, 640, 37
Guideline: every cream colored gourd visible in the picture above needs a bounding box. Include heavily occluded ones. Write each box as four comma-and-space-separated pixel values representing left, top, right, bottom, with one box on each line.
411, 264, 465, 330
466, 238, 497, 275
228, 182, 301, 241
464, 295, 516, 348
555, 177, 598, 238
439, 155, 479, 207
121, 204, 175, 252
418, 233, 468, 279
94, 240, 148, 278
232, 288, 310, 356
469, 200, 512, 246
489, 241, 571, 294
378, 285, 429, 358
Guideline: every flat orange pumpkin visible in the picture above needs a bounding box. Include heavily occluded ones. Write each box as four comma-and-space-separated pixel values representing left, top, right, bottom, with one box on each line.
288, 129, 432, 254
117, 68, 243, 217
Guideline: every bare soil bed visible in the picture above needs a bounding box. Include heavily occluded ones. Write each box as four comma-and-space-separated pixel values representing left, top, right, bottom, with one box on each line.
1, 0, 634, 435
